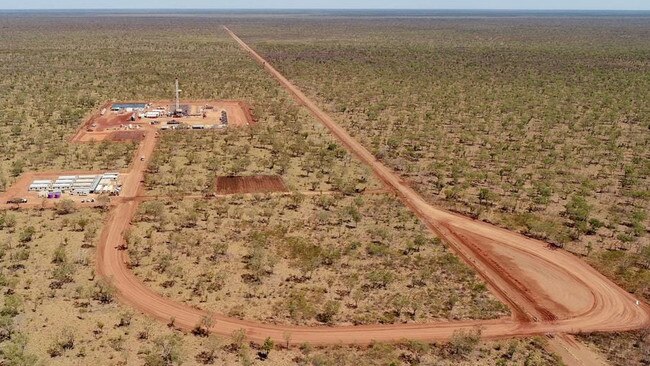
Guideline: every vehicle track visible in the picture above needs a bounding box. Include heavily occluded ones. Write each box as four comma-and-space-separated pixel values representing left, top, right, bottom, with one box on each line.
93, 26, 649, 366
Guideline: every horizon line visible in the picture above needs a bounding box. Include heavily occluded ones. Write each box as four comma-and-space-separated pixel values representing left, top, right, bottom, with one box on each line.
2, 8, 650, 12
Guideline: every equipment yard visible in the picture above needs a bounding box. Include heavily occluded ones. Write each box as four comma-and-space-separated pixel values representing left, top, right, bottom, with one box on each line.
0, 170, 125, 207
72, 98, 254, 142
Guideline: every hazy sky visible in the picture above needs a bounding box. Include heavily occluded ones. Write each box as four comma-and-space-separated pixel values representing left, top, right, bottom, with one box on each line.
1, 0, 649, 10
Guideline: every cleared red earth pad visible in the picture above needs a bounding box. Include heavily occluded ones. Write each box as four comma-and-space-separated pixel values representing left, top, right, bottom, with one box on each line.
215, 175, 288, 195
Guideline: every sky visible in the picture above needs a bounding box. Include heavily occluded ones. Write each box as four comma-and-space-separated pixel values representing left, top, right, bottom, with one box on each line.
0, 0, 649, 10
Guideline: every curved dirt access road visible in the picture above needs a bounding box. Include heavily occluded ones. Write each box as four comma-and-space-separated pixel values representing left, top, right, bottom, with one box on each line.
223, 26, 649, 361
92, 26, 649, 365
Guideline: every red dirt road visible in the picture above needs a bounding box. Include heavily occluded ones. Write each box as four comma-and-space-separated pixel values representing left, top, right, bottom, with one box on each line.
91, 27, 649, 366
222, 27, 648, 362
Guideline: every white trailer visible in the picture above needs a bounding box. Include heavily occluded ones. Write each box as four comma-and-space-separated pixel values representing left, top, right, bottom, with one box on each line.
145, 111, 161, 118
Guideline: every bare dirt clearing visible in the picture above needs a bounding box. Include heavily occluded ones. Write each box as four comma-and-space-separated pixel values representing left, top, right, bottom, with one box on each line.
215, 175, 288, 195
72, 100, 254, 144
0, 170, 128, 209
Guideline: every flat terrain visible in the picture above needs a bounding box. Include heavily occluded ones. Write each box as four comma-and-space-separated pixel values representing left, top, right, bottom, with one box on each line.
578, 330, 650, 366
0, 170, 127, 209
235, 16, 650, 303
129, 194, 508, 326
72, 100, 254, 143
145, 125, 382, 197
0, 209, 559, 365
215, 175, 288, 194
1, 11, 649, 366
97, 23, 650, 351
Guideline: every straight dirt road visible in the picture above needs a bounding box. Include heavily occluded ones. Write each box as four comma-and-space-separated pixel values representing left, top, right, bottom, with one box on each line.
223, 26, 650, 365
91, 27, 650, 366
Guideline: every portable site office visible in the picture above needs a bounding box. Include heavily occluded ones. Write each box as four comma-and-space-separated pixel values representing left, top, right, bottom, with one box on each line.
72, 183, 93, 189
73, 188, 91, 196
29, 183, 50, 191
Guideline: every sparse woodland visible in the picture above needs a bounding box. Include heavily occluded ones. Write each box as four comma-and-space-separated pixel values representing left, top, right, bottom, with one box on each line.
0, 13, 644, 365
147, 117, 380, 196
578, 330, 649, 366
242, 17, 650, 303
129, 194, 507, 326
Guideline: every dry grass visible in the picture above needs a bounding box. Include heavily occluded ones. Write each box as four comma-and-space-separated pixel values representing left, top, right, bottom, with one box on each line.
239, 17, 650, 301
129, 193, 508, 326
578, 330, 650, 366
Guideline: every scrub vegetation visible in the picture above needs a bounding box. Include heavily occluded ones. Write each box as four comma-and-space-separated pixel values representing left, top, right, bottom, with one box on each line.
1, 11, 646, 365
147, 120, 380, 196
128, 194, 508, 326
236, 16, 650, 302
578, 330, 650, 366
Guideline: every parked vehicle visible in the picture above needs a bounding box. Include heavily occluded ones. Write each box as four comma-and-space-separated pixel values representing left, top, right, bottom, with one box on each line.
6, 198, 27, 204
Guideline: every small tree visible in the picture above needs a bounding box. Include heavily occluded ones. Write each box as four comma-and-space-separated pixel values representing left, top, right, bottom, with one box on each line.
195, 335, 222, 364
316, 300, 340, 324
18, 226, 35, 244
448, 328, 481, 358
52, 243, 67, 264
565, 194, 591, 235
144, 334, 183, 366
230, 329, 247, 351
2, 333, 38, 365
92, 280, 115, 304
282, 332, 292, 349
96, 194, 110, 211
54, 199, 77, 215
259, 337, 274, 360
192, 315, 213, 337
478, 188, 492, 206
565, 194, 590, 223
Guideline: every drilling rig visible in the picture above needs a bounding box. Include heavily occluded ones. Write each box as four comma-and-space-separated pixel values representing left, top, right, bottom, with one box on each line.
174, 78, 182, 116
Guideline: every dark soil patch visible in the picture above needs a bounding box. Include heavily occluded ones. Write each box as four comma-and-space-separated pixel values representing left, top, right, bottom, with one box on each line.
108, 131, 145, 142
215, 175, 287, 195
